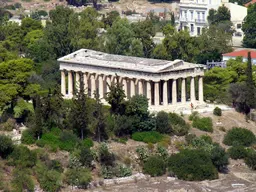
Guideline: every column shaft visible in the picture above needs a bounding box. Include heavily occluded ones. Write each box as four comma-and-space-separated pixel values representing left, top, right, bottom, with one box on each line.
83, 73, 88, 94
172, 79, 177, 105
190, 77, 195, 103
122, 78, 127, 97
138, 80, 143, 95
130, 79, 135, 97
68, 71, 73, 97
98, 75, 103, 98
163, 80, 168, 106
147, 81, 152, 106
61, 71, 66, 96
154, 82, 159, 106
75, 72, 80, 92
91, 74, 96, 98
199, 76, 204, 102
181, 78, 186, 104
106, 76, 111, 93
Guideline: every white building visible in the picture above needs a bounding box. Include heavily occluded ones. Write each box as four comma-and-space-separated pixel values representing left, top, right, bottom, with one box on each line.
179, 0, 228, 36
58, 49, 206, 112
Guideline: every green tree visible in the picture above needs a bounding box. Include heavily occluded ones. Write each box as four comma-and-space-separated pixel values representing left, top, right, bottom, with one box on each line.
245, 52, 255, 109
242, 4, 256, 48
105, 76, 126, 115
102, 10, 120, 28
33, 95, 43, 139
156, 111, 171, 133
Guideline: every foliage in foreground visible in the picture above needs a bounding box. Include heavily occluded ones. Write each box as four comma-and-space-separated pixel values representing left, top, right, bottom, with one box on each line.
223, 127, 255, 146
192, 117, 213, 132
228, 146, 248, 160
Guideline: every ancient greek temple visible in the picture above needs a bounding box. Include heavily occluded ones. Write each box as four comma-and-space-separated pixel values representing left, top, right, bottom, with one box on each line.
58, 49, 205, 112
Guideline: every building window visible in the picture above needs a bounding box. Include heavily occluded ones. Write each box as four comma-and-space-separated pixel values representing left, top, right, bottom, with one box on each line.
197, 11, 200, 20
237, 23, 242, 29
202, 12, 205, 21
190, 11, 194, 20
191, 24, 194, 32
185, 11, 187, 19
197, 27, 201, 35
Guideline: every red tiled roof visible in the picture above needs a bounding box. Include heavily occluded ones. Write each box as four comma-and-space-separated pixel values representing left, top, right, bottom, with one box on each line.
245, 0, 256, 7
222, 50, 256, 59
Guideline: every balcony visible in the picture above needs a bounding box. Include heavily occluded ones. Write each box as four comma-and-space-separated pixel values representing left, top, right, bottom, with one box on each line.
195, 19, 207, 24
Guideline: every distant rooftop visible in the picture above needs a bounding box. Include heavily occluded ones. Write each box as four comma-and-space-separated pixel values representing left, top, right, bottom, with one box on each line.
223, 49, 256, 59
58, 49, 204, 73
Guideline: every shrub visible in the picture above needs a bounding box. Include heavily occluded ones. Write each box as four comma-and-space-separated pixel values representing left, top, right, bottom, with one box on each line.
169, 113, 186, 126
223, 127, 256, 146
0, 118, 16, 131
143, 155, 166, 176
172, 123, 190, 136
136, 146, 149, 162
79, 147, 94, 167
21, 129, 36, 144
189, 111, 199, 121
59, 130, 79, 151
245, 150, 256, 170
37, 169, 62, 192
48, 160, 63, 173
115, 164, 132, 177
101, 164, 132, 179
156, 145, 168, 160
9, 145, 37, 168
98, 143, 115, 166
64, 168, 91, 188
132, 131, 164, 143
82, 138, 94, 148
210, 144, 229, 172
200, 135, 213, 144
156, 111, 171, 133
11, 168, 34, 192
228, 146, 248, 160
0, 135, 14, 159
213, 107, 222, 116
168, 149, 218, 181
192, 117, 213, 132
185, 134, 196, 144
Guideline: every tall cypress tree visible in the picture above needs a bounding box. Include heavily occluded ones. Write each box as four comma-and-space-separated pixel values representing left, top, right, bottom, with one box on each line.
245, 52, 255, 109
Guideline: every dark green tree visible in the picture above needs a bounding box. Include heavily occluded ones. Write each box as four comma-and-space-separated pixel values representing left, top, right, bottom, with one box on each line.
105, 76, 126, 115
245, 52, 255, 109
242, 4, 256, 48
33, 95, 43, 139
102, 11, 120, 28
93, 91, 108, 142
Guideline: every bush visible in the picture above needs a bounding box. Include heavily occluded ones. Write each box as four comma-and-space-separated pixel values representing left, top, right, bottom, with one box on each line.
132, 131, 164, 143
136, 146, 149, 162
228, 146, 248, 160
210, 144, 229, 172
64, 168, 91, 188
223, 127, 256, 146
101, 164, 132, 179
200, 135, 213, 144
37, 169, 62, 192
21, 129, 36, 144
245, 150, 256, 170
98, 143, 115, 166
189, 111, 199, 121
143, 155, 166, 176
192, 117, 213, 132
0, 118, 16, 131
48, 160, 63, 173
169, 113, 186, 126
59, 130, 79, 151
79, 147, 94, 167
82, 138, 94, 148
9, 145, 37, 168
185, 134, 196, 144
11, 168, 34, 192
172, 124, 189, 136
156, 111, 171, 133
0, 135, 14, 158
168, 149, 218, 181
213, 107, 222, 116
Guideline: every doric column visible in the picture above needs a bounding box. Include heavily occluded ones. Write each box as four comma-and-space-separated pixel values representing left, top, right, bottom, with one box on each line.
68, 71, 73, 97
138, 80, 143, 95
190, 77, 196, 103
83, 73, 88, 94
61, 70, 66, 96
163, 80, 168, 106
154, 81, 159, 106
98, 75, 104, 98
172, 79, 177, 105
90, 74, 96, 98
181, 78, 186, 104
199, 76, 204, 102
147, 81, 152, 106
75, 72, 80, 92
106, 76, 111, 93
122, 78, 127, 97
130, 79, 135, 97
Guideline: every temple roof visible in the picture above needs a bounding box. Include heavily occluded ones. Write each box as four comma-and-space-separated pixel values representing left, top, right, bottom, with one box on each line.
58, 49, 204, 73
